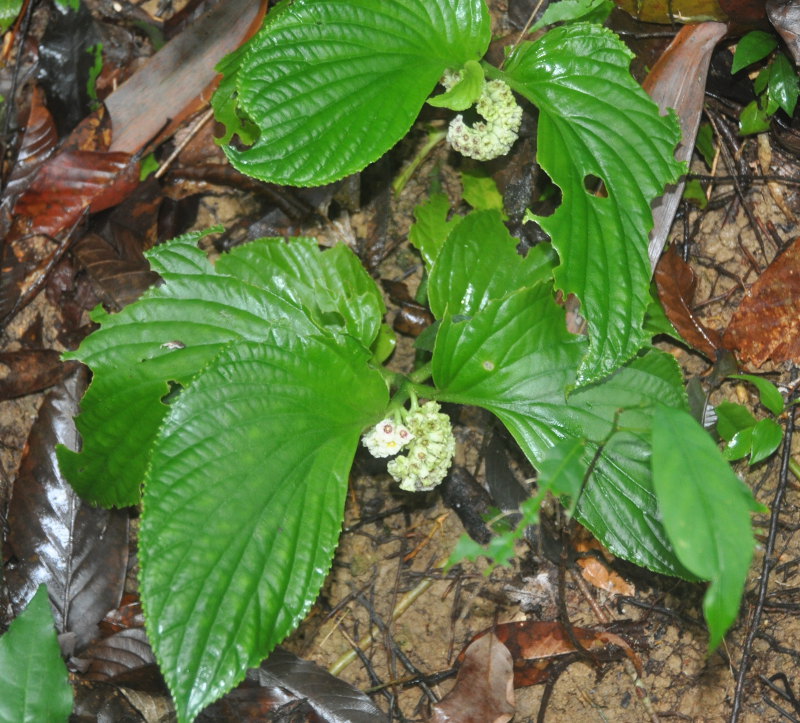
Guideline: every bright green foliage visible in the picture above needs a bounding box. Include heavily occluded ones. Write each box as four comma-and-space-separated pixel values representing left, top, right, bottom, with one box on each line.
764, 53, 799, 116
408, 192, 463, 268
739, 49, 799, 135
427, 58, 485, 111
653, 405, 763, 651
532, 0, 614, 30
505, 24, 684, 382
60, 233, 389, 721
429, 214, 693, 577
0, 0, 22, 34
427, 210, 555, 319
461, 166, 507, 216
141, 336, 387, 722
0, 586, 73, 723
220, 0, 490, 185
695, 123, 716, 168
731, 30, 777, 73
730, 374, 784, 415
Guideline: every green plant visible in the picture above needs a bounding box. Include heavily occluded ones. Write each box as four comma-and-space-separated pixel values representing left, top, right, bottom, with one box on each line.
733, 30, 799, 135
58, 0, 766, 719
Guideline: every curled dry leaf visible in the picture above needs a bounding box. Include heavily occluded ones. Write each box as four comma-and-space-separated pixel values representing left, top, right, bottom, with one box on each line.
431, 633, 515, 723
465, 620, 642, 687
723, 236, 800, 367
655, 245, 722, 358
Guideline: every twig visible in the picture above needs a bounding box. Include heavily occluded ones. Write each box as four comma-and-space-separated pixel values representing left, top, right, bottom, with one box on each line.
154, 107, 214, 179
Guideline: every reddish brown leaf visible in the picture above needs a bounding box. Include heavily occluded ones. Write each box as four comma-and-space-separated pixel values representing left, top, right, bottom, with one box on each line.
4, 367, 129, 652
431, 633, 515, 723
0, 350, 79, 399
3, 86, 58, 205
464, 620, 641, 687
11, 150, 140, 239
655, 245, 722, 358
723, 236, 800, 366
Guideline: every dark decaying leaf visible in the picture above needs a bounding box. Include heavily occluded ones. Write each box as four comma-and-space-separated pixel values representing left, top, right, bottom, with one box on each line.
431, 633, 515, 723
0, 350, 78, 399
36, 0, 102, 134
72, 232, 160, 311
2, 86, 58, 209
654, 245, 722, 358
768, 0, 800, 65
465, 620, 641, 687
440, 465, 494, 544
79, 628, 155, 681
197, 647, 385, 723
484, 428, 529, 513
382, 279, 434, 337
4, 367, 129, 652
723, 236, 800, 366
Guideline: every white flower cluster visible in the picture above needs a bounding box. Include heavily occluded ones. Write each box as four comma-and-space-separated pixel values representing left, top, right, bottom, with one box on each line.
446, 79, 523, 161
361, 418, 414, 458
362, 402, 456, 492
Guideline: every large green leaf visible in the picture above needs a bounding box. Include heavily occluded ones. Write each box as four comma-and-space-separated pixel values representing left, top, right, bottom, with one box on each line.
59, 234, 383, 508
223, 0, 490, 185
0, 585, 73, 723
503, 24, 684, 383
428, 210, 556, 319
140, 336, 388, 723
652, 405, 762, 650
216, 237, 385, 348
58, 233, 319, 508
432, 283, 694, 578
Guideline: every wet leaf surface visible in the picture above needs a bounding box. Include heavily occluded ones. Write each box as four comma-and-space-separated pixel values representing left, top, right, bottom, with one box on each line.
4, 367, 129, 652
723, 235, 800, 366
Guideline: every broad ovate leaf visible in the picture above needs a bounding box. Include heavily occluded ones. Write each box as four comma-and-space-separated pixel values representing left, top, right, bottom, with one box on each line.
505, 23, 684, 382
216, 237, 385, 348
428, 210, 556, 319
0, 585, 73, 723
652, 405, 763, 651
433, 283, 694, 578
224, 0, 490, 185
58, 232, 319, 508
140, 336, 388, 723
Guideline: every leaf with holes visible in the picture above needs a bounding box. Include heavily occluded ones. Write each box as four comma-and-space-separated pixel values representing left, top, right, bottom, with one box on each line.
140, 335, 387, 722
506, 23, 684, 383
221, 0, 490, 185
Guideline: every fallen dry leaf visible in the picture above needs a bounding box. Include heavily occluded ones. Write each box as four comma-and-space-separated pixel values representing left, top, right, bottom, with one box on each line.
723, 236, 800, 367
466, 620, 641, 687
655, 245, 722, 358
431, 633, 514, 723
574, 536, 636, 597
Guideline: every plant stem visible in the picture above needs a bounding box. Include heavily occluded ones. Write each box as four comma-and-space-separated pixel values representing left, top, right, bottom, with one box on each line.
392, 128, 447, 196
789, 456, 800, 480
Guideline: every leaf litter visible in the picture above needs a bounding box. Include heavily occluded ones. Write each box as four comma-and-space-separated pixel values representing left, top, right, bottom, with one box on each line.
1, 0, 800, 720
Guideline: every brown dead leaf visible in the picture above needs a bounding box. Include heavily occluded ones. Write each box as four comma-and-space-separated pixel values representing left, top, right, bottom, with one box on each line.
431, 633, 514, 723
465, 620, 641, 687
0, 350, 79, 399
643, 22, 727, 269
655, 245, 722, 357
574, 536, 636, 597
723, 236, 800, 367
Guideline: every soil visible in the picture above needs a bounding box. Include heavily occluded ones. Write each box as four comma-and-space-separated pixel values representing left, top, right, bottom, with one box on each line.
1, 0, 800, 721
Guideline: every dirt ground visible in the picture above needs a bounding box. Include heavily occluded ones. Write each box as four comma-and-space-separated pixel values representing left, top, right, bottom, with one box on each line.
2, 0, 800, 721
